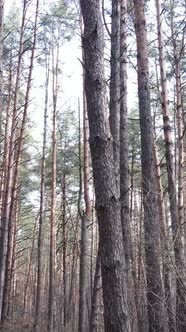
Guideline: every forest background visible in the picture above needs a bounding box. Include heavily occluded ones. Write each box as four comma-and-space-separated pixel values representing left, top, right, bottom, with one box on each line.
0, 0, 185, 331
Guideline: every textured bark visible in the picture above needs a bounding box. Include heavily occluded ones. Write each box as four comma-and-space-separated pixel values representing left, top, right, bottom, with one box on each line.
133, 0, 167, 330
110, 0, 120, 188
120, 0, 131, 275
156, 0, 186, 328
80, 1, 129, 331
89, 246, 102, 332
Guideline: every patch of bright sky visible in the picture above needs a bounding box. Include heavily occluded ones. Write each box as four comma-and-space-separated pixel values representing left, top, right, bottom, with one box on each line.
4, 0, 83, 145
3, 0, 166, 145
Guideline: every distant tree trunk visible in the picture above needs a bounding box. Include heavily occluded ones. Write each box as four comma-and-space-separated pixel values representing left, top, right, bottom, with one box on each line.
0, 47, 13, 215
153, 139, 175, 331
79, 16, 90, 332
110, 0, 120, 188
48, 34, 58, 332
120, 0, 130, 277
23, 217, 37, 311
156, 0, 186, 328
133, 0, 167, 330
80, 1, 129, 331
67, 214, 79, 324
79, 213, 88, 332
89, 245, 102, 332
0, 0, 4, 154
0, 1, 26, 321
1, 0, 39, 323
174, 50, 186, 332
61, 172, 67, 329
34, 32, 49, 332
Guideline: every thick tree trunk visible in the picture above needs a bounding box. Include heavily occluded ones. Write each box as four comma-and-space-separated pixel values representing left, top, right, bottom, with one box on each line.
80, 1, 129, 331
133, 0, 167, 330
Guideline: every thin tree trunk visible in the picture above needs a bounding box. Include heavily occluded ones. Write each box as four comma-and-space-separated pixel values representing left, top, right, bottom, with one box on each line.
0, 47, 13, 216
1, 1, 39, 323
34, 30, 49, 332
120, 0, 131, 278
62, 172, 67, 329
0, 1, 26, 321
133, 0, 168, 330
153, 139, 175, 331
0, 0, 4, 154
80, 1, 129, 330
79, 16, 91, 332
48, 36, 58, 332
110, 0, 120, 188
23, 217, 37, 312
89, 245, 102, 332
156, 0, 186, 328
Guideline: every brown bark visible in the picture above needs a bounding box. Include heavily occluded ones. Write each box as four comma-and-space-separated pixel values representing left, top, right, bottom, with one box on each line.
1, 0, 39, 323
133, 0, 168, 330
0, 1, 26, 321
80, 1, 129, 331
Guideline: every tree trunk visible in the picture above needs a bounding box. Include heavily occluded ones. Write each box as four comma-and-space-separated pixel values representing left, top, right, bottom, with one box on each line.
34, 30, 49, 332
48, 33, 58, 332
0, 1, 26, 321
153, 139, 175, 331
79, 16, 91, 332
1, 1, 39, 323
156, 0, 186, 328
0, 0, 4, 154
62, 172, 67, 329
89, 245, 102, 332
120, 0, 131, 278
80, 1, 129, 331
133, 0, 167, 330
110, 0, 121, 189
